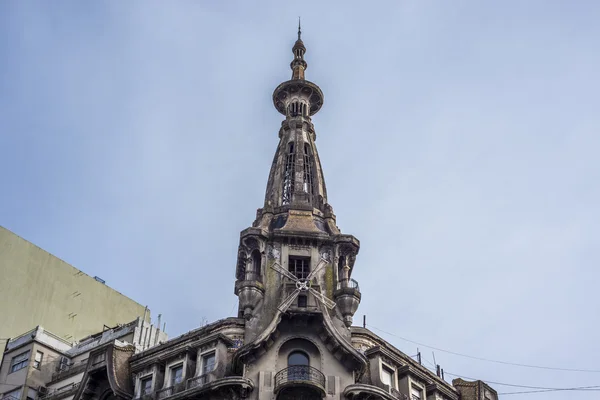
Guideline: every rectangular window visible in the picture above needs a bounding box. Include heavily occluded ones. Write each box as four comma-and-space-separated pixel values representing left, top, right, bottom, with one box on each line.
297, 295, 307, 308
381, 366, 394, 389
10, 351, 30, 373
33, 351, 43, 369
411, 385, 423, 400
289, 257, 310, 279
4, 388, 22, 400
170, 365, 183, 386
202, 353, 216, 375
140, 376, 152, 396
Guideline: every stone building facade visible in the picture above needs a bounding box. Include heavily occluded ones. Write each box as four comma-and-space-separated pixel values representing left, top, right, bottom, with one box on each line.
0, 319, 166, 400
1, 27, 499, 400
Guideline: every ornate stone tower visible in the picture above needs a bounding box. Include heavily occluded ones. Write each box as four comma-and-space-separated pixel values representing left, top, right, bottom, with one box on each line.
233, 23, 363, 346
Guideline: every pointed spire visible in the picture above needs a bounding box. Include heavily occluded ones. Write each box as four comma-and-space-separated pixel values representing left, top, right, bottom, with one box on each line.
291, 20, 307, 80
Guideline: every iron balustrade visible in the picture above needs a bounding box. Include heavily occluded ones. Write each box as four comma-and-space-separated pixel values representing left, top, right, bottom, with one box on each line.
337, 278, 359, 290
186, 374, 209, 390
274, 366, 325, 391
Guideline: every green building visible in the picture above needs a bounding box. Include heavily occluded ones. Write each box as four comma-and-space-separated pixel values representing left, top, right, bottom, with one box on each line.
0, 225, 149, 343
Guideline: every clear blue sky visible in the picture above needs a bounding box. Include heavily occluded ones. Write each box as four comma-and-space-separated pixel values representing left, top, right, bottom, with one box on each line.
1, 1, 599, 398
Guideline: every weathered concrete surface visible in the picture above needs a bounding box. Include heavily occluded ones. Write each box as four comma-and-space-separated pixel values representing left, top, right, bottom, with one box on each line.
0, 225, 149, 342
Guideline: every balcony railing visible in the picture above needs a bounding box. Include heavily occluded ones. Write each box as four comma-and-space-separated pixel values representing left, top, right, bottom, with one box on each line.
337, 278, 359, 290
40, 383, 81, 400
156, 386, 173, 400
186, 374, 209, 390
274, 366, 325, 393
52, 360, 87, 381
156, 382, 186, 400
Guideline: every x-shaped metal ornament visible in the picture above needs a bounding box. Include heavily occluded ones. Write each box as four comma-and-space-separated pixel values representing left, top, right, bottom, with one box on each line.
271, 258, 337, 312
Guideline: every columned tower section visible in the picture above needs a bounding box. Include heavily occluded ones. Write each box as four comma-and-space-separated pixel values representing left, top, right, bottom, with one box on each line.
234, 26, 362, 345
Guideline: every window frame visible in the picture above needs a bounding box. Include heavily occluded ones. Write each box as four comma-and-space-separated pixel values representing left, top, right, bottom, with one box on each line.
3, 388, 22, 400
381, 364, 395, 389
287, 350, 310, 367
33, 351, 44, 369
201, 352, 216, 375
288, 256, 310, 280
139, 375, 153, 396
10, 351, 30, 373
169, 364, 184, 387
297, 294, 307, 308
410, 383, 423, 400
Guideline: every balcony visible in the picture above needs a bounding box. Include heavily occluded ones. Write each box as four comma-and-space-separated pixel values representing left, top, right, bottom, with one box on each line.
40, 383, 81, 400
156, 383, 185, 400
333, 278, 362, 327
186, 374, 209, 390
337, 278, 360, 290
274, 366, 326, 397
52, 360, 87, 382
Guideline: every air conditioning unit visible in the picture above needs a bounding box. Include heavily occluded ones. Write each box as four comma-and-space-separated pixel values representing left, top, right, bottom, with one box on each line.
38, 386, 49, 396
58, 356, 70, 371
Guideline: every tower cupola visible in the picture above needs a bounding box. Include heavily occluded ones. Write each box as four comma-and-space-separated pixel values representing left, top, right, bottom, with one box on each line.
234, 25, 362, 342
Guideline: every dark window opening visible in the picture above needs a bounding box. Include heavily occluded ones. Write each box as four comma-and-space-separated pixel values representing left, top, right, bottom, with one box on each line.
141, 376, 153, 396
289, 257, 310, 280
10, 351, 30, 373
298, 295, 307, 308
202, 353, 216, 375
338, 256, 346, 286
282, 142, 295, 205
302, 143, 313, 194
288, 351, 309, 367
170, 365, 183, 386
249, 250, 261, 281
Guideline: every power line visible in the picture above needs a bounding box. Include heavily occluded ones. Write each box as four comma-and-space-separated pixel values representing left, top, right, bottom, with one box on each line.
499, 386, 600, 396
444, 371, 600, 391
367, 324, 600, 373
419, 358, 600, 395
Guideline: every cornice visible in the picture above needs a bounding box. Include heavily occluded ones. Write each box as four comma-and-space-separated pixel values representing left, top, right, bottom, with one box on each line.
130, 318, 244, 362
352, 328, 457, 395
130, 333, 233, 372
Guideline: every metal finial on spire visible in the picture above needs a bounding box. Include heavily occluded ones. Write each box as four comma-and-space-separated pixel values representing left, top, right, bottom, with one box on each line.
298, 17, 301, 40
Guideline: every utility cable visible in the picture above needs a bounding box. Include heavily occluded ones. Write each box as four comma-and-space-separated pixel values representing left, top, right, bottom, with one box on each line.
420, 356, 600, 395
367, 324, 600, 373
499, 386, 600, 395
444, 371, 600, 391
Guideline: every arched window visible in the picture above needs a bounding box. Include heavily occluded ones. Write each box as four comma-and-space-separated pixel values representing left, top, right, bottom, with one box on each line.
282, 142, 295, 205
288, 351, 309, 367
302, 143, 313, 194
251, 250, 261, 280
338, 256, 346, 287
288, 351, 310, 382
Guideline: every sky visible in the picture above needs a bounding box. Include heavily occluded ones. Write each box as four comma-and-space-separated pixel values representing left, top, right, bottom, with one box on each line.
1, 1, 599, 398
